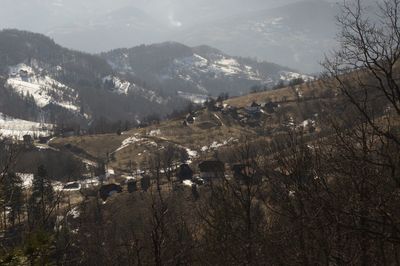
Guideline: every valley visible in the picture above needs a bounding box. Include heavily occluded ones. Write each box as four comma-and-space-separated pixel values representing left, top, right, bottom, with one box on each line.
1, 0, 399, 264
48, 78, 332, 179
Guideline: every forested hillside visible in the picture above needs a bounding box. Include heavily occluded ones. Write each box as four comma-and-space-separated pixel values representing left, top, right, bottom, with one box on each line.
102, 42, 308, 98
0, 30, 190, 134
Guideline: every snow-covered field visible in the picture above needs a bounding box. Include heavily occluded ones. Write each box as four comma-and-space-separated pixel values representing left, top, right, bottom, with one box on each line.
6, 64, 79, 111
0, 113, 53, 140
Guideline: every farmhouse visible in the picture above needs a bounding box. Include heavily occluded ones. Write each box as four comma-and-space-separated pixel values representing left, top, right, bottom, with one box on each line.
245, 101, 261, 115
99, 184, 122, 201
177, 163, 194, 181
264, 101, 279, 114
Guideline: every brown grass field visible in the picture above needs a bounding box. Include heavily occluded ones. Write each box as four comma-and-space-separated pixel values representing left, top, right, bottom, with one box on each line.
49, 78, 337, 174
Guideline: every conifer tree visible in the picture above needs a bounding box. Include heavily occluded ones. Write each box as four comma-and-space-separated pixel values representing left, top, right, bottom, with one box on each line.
3, 172, 23, 226
28, 165, 55, 228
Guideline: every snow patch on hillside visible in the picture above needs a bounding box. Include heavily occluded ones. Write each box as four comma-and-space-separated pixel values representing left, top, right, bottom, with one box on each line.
213, 58, 242, 75
102, 75, 166, 104
149, 129, 161, 136
103, 75, 130, 95
200, 138, 237, 152
183, 180, 194, 187
6, 64, 79, 111
169, 54, 262, 82
116, 135, 142, 152
159, 53, 266, 95
0, 113, 53, 140
177, 91, 208, 104
68, 207, 81, 219
16, 173, 34, 188
279, 71, 314, 82
186, 148, 198, 158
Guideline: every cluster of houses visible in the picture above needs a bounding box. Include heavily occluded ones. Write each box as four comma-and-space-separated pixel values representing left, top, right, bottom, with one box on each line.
192, 98, 317, 134
225, 101, 279, 127
97, 161, 227, 200
60, 160, 265, 201
182, 99, 281, 128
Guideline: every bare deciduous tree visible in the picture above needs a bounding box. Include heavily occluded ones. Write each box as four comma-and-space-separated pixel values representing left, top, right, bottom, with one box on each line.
324, 0, 400, 145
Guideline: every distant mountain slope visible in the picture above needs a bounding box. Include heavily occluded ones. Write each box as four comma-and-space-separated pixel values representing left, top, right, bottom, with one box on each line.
102, 42, 310, 98
175, 0, 339, 73
6, 63, 79, 111
0, 30, 187, 132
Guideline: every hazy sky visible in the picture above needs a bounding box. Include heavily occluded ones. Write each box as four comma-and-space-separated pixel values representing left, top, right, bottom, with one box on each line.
0, 0, 304, 31
0, 0, 347, 72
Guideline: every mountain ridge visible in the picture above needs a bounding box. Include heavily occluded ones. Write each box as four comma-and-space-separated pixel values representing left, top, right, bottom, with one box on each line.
0, 29, 310, 138
102, 41, 309, 97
